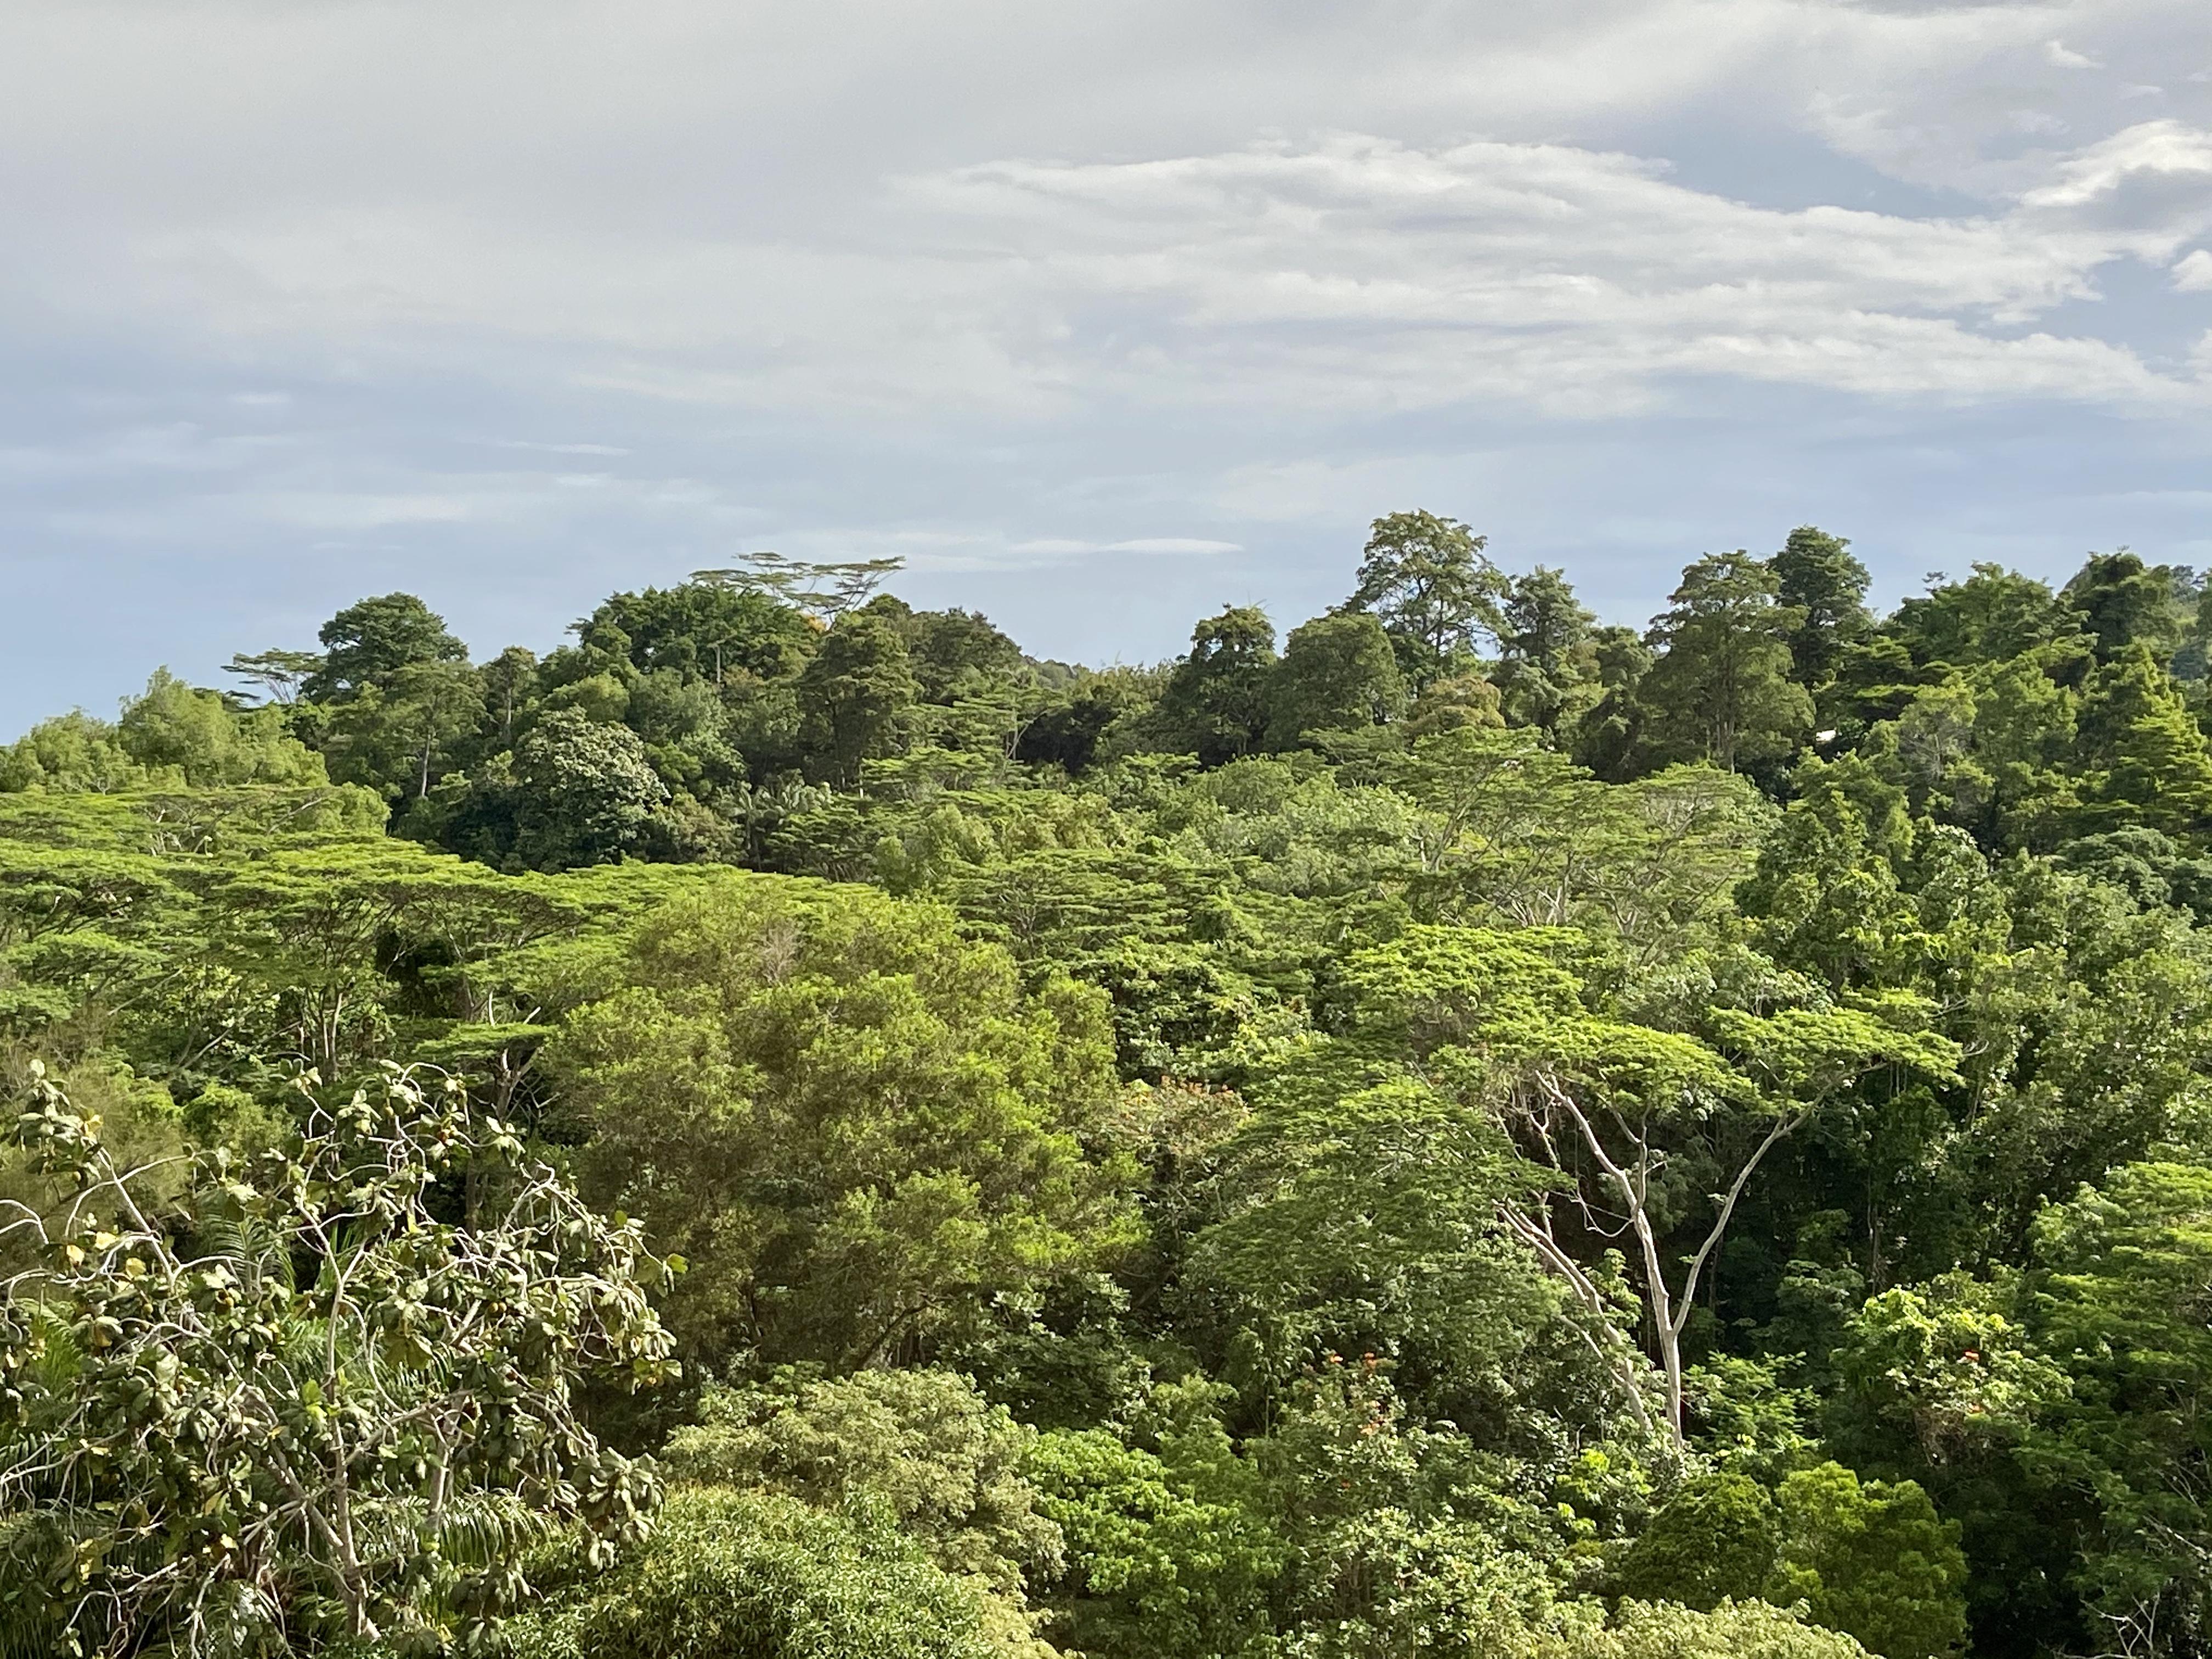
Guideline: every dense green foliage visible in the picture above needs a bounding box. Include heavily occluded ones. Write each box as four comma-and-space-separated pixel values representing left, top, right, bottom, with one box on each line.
6, 522, 2212, 1656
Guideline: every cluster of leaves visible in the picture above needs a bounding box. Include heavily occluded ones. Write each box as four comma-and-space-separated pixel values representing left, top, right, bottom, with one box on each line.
10, 512, 2212, 1657
0, 1063, 674, 1656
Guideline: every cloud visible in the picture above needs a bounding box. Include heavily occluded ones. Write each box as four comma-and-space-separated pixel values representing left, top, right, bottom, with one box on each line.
2019, 120, 2212, 239
8, 3, 2208, 436
490, 440, 633, 456
1108, 538, 1243, 554
1011, 536, 1242, 556
61, 121, 2208, 434
893, 128, 2203, 414
2172, 249, 2212, 289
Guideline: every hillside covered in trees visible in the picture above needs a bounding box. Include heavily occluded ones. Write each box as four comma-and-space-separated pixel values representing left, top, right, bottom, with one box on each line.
7, 514, 2212, 1658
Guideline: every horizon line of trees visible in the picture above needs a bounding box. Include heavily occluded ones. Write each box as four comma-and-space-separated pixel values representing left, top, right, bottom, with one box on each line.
10, 514, 2209, 876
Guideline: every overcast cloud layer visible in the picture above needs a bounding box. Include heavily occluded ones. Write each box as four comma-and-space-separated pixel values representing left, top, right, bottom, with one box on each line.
7, 0, 2212, 732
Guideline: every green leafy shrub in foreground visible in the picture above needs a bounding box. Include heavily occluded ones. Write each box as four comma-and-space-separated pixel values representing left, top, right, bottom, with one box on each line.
0, 1065, 674, 1657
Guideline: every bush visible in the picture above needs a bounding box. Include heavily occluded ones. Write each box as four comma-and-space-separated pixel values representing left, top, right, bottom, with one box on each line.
1024, 1426, 1282, 1659
1768, 1464, 1966, 1659
1600, 1598, 1871, 1659
658, 1369, 1060, 1593
506, 1486, 1051, 1659
1614, 1472, 1778, 1611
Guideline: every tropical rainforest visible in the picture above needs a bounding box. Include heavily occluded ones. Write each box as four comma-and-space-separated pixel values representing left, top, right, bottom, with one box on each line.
5, 514, 2212, 1659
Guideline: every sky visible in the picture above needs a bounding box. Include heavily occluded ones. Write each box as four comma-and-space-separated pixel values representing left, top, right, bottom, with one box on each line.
7, 0, 2212, 735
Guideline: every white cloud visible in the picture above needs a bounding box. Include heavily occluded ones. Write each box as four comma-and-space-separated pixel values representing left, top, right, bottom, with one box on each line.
0, 424, 300, 477
7, 2, 2209, 435
49, 122, 2208, 435
1108, 538, 1243, 554
249, 492, 491, 531
2172, 249, 2212, 288
891, 129, 2200, 414
2019, 119, 2212, 234
1011, 537, 1242, 556
490, 440, 633, 456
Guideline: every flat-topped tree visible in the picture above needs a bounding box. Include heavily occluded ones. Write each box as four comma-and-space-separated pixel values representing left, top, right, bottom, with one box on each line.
221, 648, 324, 708
692, 551, 905, 626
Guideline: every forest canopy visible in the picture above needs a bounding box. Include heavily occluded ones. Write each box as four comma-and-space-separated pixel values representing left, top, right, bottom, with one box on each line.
6, 522, 2212, 1658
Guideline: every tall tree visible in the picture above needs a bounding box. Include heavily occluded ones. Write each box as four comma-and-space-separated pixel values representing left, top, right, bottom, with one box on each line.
548, 880, 1137, 1370
478, 645, 540, 749
2074, 644, 2212, 842
1638, 552, 1813, 774
575, 582, 817, 685
509, 709, 670, 870
0, 710, 145, 793
1571, 624, 1657, 778
1888, 564, 2067, 671
319, 659, 486, 802
2063, 550, 2189, 666
1763, 1464, 1968, 1659
113, 669, 326, 787
1265, 611, 1406, 749
796, 611, 922, 785
1770, 526, 1872, 690
304, 592, 469, 704
1150, 607, 1278, 768
1339, 511, 1505, 692
898, 607, 1026, 704
2024, 1160, 2212, 1651
1493, 565, 1598, 737
1337, 922, 1955, 1442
